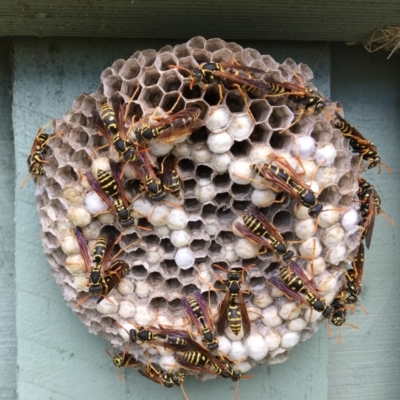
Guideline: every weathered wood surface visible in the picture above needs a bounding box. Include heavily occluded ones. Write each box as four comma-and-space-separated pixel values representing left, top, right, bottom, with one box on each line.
0, 1, 400, 42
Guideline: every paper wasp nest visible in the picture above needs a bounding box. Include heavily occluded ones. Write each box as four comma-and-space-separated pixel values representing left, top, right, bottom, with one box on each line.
36, 36, 362, 377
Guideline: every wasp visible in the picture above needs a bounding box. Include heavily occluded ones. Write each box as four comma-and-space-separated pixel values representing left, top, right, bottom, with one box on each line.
333, 113, 391, 173
104, 348, 138, 381
182, 290, 219, 350
264, 76, 326, 114
85, 160, 134, 228
139, 360, 189, 400
134, 107, 202, 143
172, 61, 270, 117
345, 242, 364, 304
177, 342, 251, 400
21, 121, 62, 188
93, 91, 142, 163
269, 261, 333, 318
75, 228, 128, 306
213, 264, 253, 338
158, 154, 182, 199
235, 205, 294, 260
357, 178, 393, 248
76, 227, 117, 297
252, 158, 323, 217
138, 167, 166, 201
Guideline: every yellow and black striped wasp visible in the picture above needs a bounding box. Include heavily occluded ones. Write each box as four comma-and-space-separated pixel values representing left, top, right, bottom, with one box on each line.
75, 227, 128, 306
172, 61, 270, 118
176, 338, 252, 400
357, 178, 393, 248
93, 91, 141, 163
182, 290, 219, 350
345, 242, 364, 304
213, 263, 253, 338
234, 205, 294, 261
333, 113, 391, 173
85, 159, 134, 228
263, 75, 327, 116
104, 348, 138, 381
252, 156, 323, 217
277, 260, 334, 318
134, 106, 202, 143
21, 120, 62, 188
139, 359, 189, 399
158, 154, 182, 199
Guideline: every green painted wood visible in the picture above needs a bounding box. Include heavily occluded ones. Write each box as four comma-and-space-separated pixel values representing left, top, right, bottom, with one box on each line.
327, 43, 400, 400
0, 38, 16, 400
13, 37, 331, 400
0, 1, 400, 42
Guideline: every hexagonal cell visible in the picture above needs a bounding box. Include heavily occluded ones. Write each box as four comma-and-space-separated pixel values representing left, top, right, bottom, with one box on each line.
146, 272, 164, 289
140, 67, 161, 87
45, 178, 62, 200
190, 239, 209, 253
181, 283, 199, 296
195, 165, 213, 182
205, 38, 225, 52
55, 165, 78, 187
311, 121, 333, 142
71, 150, 91, 171
187, 36, 206, 49
269, 131, 293, 150
136, 49, 157, 67
192, 48, 212, 65
164, 278, 181, 293
142, 234, 161, 247
160, 238, 175, 254
232, 200, 251, 213
215, 192, 231, 206
208, 241, 222, 257
337, 172, 358, 195
119, 59, 141, 80
201, 203, 217, 218
267, 106, 294, 131
158, 70, 182, 93
250, 100, 272, 123
182, 82, 203, 100
212, 173, 231, 191
173, 43, 191, 58
120, 232, 140, 250
179, 267, 196, 285
272, 210, 293, 230
249, 123, 270, 143
187, 219, 205, 233
210, 48, 233, 63
231, 183, 252, 199
123, 100, 143, 122
159, 92, 185, 113
230, 140, 252, 157
216, 207, 235, 225
103, 74, 122, 98
225, 91, 246, 113
129, 248, 146, 258
150, 297, 168, 311
217, 231, 236, 245
189, 126, 208, 144
131, 264, 148, 279
317, 186, 341, 205
178, 158, 195, 175
68, 129, 89, 151
160, 259, 178, 277
184, 198, 202, 213
155, 52, 179, 72
168, 298, 182, 312
65, 112, 87, 129
249, 276, 266, 291
204, 85, 226, 107
183, 178, 196, 194
139, 86, 164, 110
263, 260, 280, 276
